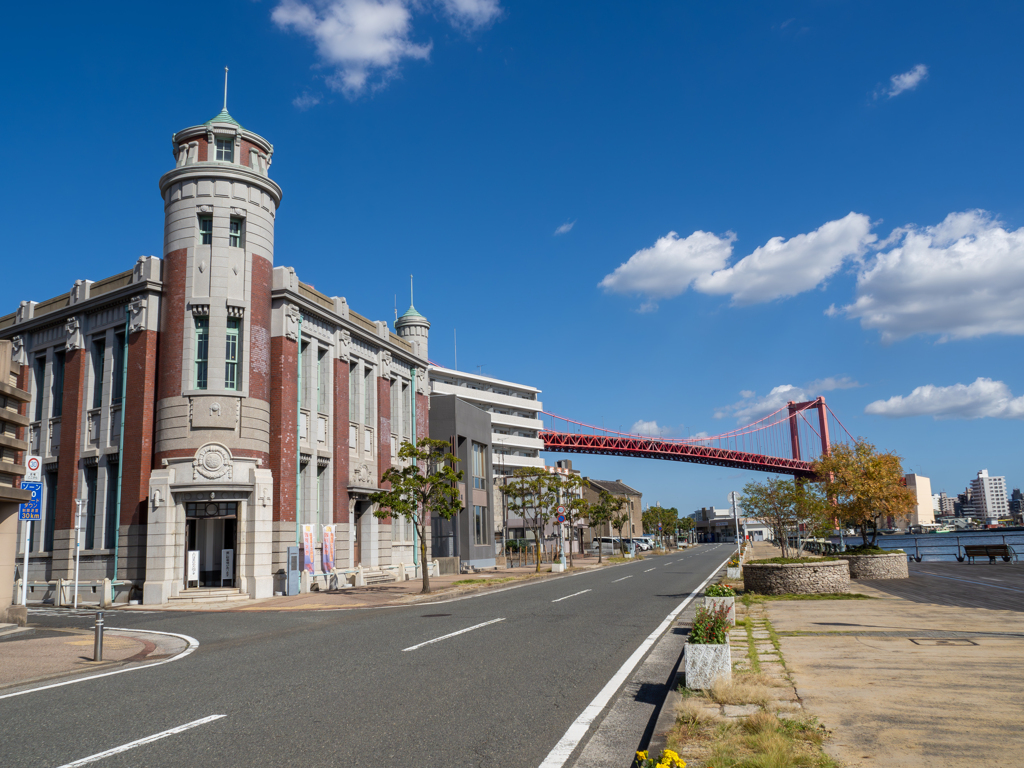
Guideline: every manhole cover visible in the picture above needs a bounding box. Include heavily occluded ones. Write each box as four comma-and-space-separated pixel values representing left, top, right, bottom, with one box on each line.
908, 638, 977, 646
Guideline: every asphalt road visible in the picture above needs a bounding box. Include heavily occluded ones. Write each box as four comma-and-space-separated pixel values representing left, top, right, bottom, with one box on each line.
2, 544, 731, 768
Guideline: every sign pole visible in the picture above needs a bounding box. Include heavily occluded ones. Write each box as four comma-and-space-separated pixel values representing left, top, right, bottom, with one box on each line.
21, 522, 30, 606
20, 455, 43, 606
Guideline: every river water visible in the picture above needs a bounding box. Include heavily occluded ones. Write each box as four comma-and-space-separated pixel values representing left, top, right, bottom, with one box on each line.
829, 530, 1024, 562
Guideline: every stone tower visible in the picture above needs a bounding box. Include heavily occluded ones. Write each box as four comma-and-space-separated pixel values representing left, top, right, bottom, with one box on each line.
395, 304, 430, 360
144, 94, 283, 604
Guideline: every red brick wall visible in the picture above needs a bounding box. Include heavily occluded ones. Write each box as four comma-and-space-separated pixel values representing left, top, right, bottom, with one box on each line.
240, 139, 260, 169
14, 364, 28, 483
249, 254, 272, 403
333, 358, 349, 524
122, 330, 157, 524
54, 348, 86, 530
415, 393, 429, 449
157, 248, 186, 404
196, 135, 208, 162
269, 336, 297, 524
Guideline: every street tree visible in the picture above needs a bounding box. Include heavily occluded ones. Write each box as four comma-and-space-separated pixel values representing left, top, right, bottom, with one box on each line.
559, 473, 590, 568
813, 440, 917, 546
503, 467, 559, 572
585, 488, 619, 564
740, 477, 798, 558
370, 438, 464, 594
612, 511, 631, 553
676, 516, 695, 543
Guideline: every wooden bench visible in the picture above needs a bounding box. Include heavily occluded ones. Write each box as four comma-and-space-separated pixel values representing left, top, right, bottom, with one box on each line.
963, 544, 1016, 564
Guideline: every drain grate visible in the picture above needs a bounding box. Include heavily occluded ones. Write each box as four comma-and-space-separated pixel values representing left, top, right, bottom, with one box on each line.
908, 638, 978, 646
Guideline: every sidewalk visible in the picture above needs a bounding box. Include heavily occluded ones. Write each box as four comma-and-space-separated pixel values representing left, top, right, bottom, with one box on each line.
124, 551, 660, 612
0, 626, 189, 693
745, 541, 1024, 766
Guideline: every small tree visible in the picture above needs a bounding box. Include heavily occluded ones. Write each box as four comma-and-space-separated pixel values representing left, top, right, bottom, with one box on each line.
814, 440, 917, 546
585, 489, 617, 563
740, 477, 797, 558
612, 512, 630, 553
504, 467, 559, 572
371, 438, 464, 594
559, 473, 590, 568
676, 516, 695, 543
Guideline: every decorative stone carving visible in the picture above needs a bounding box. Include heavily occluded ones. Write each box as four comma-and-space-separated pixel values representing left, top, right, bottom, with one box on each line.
16, 301, 36, 324
198, 260, 207, 274
415, 369, 427, 396
230, 206, 247, 218
197, 204, 213, 214
10, 336, 25, 365
190, 396, 239, 429
70, 280, 91, 305
128, 296, 148, 333
351, 463, 372, 485
284, 304, 301, 342
258, 487, 272, 507
152, 489, 163, 508
193, 443, 234, 482
337, 329, 351, 360
65, 317, 83, 351
190, 304, 210, 317
380, 351, 393, 380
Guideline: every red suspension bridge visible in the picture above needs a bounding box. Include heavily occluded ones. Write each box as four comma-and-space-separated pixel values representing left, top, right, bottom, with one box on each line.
540, 397, 856, 478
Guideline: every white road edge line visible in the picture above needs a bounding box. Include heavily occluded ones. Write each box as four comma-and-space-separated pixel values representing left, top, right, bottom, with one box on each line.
552, 590, 592, 603
402, 618, 505, 652
612, 576, 633, 583
0, 628, 200, 701
537, 552, 733, 768
644, 569, 655, 573
54, 714, 226, 768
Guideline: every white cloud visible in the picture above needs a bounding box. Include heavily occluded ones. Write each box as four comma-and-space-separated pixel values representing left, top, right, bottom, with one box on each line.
865, 378, 1024, 420
691, 431, 709, 439
598, 230, 736, 300
630, 420, 673, 436
273, 0, 499, 97
438, 0, 501, 29
273, 0, 431, 97
636, 300, 658, 314
840, 210, 1024, 341
599, 214, 872, 309
715, 376, 860, 423
554, 220, 575, 236
292, 92, 323, 110
884, 64, 928, 98
695, 213, 875, 305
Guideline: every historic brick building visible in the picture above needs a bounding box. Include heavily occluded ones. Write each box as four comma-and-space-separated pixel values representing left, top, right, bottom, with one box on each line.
1, 104, 430, 604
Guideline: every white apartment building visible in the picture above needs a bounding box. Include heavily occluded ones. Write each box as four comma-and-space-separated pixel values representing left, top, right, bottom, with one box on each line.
904, 474, 935, 528
427, 366, 545, 476
970, 469, 1009, 524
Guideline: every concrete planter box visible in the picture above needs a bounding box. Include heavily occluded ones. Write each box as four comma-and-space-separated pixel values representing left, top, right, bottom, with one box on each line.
743, 559, 850, 595
551, 562, 566, 573
726, 566, 742, 579
684, 641, 731, 690
844, 552, 908, 579
702, 596, 735, 626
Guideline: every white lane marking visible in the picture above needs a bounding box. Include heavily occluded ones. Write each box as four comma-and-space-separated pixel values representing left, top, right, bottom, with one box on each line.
612, 576, 633, 583
644, 569, 655, 573
537, 552, 732, 768
552, 590, 592, 603
402, 618, 504, 651
54, 714, 226, 767
0, 628, 199, 701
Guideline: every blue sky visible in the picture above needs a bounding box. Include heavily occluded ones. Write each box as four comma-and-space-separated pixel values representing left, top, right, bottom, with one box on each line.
3, 1, 1023, 511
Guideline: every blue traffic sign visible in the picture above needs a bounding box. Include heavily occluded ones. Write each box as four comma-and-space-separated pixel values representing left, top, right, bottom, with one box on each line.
19, 481, 42, 521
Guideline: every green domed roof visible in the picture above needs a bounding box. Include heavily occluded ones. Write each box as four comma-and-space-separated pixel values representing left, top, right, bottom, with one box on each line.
204, 108, 242, 129
398, 304, 426, 321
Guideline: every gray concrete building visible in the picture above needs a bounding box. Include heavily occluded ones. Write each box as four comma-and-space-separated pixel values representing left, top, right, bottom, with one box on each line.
428, 394, 496, 569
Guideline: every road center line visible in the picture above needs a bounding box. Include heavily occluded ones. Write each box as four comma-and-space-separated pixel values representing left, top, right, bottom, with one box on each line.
538, 552, 733, 768
612, 575, 633, 583
644, 568, 655, 573
402, 618, 505, 651
54, 715, 226, 768
552, 590, 592, 603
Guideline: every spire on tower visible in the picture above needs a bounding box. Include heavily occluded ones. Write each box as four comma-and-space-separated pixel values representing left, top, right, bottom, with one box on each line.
224, 66, 229, 111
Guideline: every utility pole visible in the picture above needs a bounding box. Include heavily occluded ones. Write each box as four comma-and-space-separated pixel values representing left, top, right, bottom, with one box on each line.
728, 491, 741, 561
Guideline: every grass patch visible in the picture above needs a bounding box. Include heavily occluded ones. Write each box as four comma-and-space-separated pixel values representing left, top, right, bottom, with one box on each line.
452, 577, 517, 586
608, 554, 644, 564
746, 557, 839, 565
741, 592, 874, 607
843, 546, 904, 555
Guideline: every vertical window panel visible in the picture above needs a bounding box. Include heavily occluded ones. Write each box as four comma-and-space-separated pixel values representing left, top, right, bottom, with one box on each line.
225, 319, 241, 390
198, 216, 213, 245
52, 351, 65, 418
105, 464, 119, 550
112, 332, 125, 406
363, 368, 373, 426
349, 362, 359, 423
194, 318, 209, 390
33, 356, 45, 421
84, 466, 98, 550
91, 337, 105, 409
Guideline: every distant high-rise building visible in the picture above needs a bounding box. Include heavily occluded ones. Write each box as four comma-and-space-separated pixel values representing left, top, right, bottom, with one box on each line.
937, 491, 956, 517
970, 470, 1009, 524
1009, 489, 1023, 522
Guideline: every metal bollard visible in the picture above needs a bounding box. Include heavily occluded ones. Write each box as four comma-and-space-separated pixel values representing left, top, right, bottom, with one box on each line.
93, 611, 104, 662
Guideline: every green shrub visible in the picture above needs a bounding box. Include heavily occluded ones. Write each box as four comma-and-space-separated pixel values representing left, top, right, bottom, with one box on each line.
843, 545, 904, 555
705, 584, 736, 597
690, 602, 730, 644
746, 557, 839, 565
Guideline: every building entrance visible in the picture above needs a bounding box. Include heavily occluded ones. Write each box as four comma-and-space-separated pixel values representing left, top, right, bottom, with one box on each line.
185, 501, 238, 588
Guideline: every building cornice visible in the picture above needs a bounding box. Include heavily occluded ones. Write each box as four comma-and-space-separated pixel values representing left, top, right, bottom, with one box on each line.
158, 163, 283, 207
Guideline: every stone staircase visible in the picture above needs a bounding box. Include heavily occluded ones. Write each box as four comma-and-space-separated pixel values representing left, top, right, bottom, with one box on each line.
363, 571, 398, 585
167, 588, 250, 604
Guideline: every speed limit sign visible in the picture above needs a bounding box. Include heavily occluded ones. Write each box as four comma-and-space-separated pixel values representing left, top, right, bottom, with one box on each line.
25, 455, 42, 482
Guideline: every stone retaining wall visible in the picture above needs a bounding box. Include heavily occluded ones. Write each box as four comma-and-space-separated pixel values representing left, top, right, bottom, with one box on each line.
844, 553, 908, 580
743, 559, 850, 595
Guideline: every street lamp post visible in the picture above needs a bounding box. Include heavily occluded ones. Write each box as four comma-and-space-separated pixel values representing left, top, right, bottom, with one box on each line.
728, 491, 741, 561
73, 498, 85, 609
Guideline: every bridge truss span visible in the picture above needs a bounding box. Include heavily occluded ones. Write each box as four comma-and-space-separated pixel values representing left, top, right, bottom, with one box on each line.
539, 397, 856, 478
